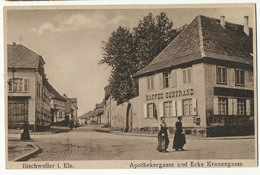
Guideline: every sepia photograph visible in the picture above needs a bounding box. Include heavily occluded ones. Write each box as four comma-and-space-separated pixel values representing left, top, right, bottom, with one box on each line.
4, 3, 257, 169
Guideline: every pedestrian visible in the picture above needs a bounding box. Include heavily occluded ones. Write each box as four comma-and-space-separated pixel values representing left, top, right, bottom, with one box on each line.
156, 116, 169, 152
173, 116, 186, 151
69, 119, 74, 130
20, 121, 31, 141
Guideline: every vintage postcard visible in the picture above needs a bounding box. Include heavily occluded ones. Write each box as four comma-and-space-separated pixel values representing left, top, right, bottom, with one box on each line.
4, 3, 257, 169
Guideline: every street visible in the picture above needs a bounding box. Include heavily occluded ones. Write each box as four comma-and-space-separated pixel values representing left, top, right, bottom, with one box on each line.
10, 125, 253, 161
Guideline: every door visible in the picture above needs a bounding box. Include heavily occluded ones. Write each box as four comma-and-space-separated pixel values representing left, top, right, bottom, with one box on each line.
8, 98, 29, 124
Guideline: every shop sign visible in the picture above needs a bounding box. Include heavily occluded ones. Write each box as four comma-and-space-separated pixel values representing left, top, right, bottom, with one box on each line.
146, 88, 194, 101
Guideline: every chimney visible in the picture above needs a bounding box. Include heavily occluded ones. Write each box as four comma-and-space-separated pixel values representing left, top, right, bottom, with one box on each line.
220, 16, 225, 28
244, 16, 249, 36
13, 42, 16, 45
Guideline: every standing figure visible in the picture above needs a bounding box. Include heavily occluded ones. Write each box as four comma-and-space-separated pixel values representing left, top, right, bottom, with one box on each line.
156, 116, 169, 152
173, 116, 186, 151
20, 121, 31, 141
69, 119, 74, 130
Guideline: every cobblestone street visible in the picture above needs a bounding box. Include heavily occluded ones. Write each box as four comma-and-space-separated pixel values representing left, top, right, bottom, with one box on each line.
8, 125, 255, 161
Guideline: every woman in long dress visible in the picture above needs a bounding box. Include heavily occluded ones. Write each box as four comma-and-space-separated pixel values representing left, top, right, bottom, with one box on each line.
173, 116, 186, 151
157, 117, 169, 152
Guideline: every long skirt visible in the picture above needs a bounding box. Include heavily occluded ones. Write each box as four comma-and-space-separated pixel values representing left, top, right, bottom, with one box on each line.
157, 133, 169, 152
173, 133, 186, 149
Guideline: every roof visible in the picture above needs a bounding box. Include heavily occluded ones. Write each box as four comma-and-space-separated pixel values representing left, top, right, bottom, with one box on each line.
79, 111, 94, 119
134, 15, 253, 77
44, 80, 66, 102
7, 43, 45, 69
68, 98, 77, 104
94, 107, 104, 116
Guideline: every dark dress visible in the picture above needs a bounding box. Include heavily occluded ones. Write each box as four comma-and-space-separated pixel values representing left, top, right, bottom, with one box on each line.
157, 122, 169, 152
173, 121, 186, 150
20, 122, 31, 140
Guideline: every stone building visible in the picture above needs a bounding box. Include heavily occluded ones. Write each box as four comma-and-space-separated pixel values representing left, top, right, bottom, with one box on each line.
7, 43, 52, 130
133, 15, 254, 136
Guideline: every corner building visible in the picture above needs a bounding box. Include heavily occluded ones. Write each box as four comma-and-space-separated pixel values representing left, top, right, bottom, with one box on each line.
134, 15, 254, 137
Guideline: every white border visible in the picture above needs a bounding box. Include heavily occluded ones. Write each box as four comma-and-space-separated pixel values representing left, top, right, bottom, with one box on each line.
0, 0, 259, 175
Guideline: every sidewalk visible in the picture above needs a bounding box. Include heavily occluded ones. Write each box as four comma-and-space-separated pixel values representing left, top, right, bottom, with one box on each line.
8, 126, 71, 135
8, 138, 41, 161
95, 126, 255, 140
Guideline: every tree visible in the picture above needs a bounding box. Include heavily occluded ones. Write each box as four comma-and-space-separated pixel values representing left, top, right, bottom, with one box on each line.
100, 26, 137, 103
134, 12, 179, 70
100, 12, 185, 104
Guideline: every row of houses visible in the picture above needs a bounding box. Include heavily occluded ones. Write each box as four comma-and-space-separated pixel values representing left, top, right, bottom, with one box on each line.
88, 15, 255, 137
7, 43, 78, 131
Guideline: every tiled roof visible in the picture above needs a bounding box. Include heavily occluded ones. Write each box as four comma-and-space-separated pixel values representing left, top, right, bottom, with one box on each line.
79, 111, 94, 119
7, 43, 45, 69
134, 15, 253, 77
68, 98, 77, 104
44, 80, 66, 102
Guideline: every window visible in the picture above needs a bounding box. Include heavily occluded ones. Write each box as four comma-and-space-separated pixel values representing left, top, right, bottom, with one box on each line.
147, 76, 154, 90
218, 98, 227, 115
217, 66, 227, 84
183, 99, 193, 116
237, 99, 245, 115
8, 78, 29, 93
8, 99, 28, 123
147, 103, 156, 118
163, 101, 172, 117
183, 67, 192, 84
235, 69, 245, 86
163, 72, 171, 88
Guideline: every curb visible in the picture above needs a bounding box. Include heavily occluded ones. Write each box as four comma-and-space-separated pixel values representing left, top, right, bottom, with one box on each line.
11, 143, 42, 162
96, 128, 255, 140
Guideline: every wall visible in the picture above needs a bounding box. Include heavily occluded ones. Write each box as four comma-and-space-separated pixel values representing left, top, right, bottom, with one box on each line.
8, 70, 36, 125
138, 63, 207, 132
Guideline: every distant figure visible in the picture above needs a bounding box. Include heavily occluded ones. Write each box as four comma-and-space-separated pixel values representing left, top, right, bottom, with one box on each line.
156, 116, 169, 152
173, 116, 186, 151
20, 121, 31, 141
69, 120, 74, 130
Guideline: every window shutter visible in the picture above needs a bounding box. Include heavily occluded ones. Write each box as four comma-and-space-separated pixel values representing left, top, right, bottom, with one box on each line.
159, 102, 164, 117
233, 99, 237, 115
177, 100, 182, 116
246, 99, 251, 116
147, 77, 150, 90
192, 98, 197, 115
159, 73, 163, 89
153, 103, 157, 119
228, 98, 233, 115
24, 79, 29, 92
183, 69, 186, 84
143, 104, 147, 118
171, 70, 177, 87
172, 101, 177, 117
213, 97, 218, 115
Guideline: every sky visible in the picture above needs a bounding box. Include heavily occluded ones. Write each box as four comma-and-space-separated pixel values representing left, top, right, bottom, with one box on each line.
6, 5, 254, 116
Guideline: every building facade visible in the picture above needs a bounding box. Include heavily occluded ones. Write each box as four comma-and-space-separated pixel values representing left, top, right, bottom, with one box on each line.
45, 81, 67, 125
134, 15, 254, 137
7, 43, 52, 130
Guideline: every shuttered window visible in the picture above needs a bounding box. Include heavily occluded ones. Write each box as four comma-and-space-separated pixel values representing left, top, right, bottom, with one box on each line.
183, 99, 193, 116
182, 67, 192, 85
163, 101, 172, 117
237, 99, 245, 115
235, 69, 245, 86
217, 66, 227, 84
163, 72, 171, 88
8, 78, 29, 93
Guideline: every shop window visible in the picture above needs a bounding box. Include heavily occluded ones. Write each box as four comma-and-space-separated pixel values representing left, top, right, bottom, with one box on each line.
235, 69, 245, 86
237, 99, 245, 115
217, 66, 227, 84
183, 99, 193, 116
218, 98, 227, 115
163, 101, 172, 117
8, 78, 29, 93
163, 72, 171, 88
147, 75, 154, 90
182, 67, 192, 85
